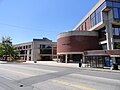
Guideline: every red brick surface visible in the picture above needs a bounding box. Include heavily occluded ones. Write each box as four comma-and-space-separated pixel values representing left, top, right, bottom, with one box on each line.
57, 35, 99, 53
84, 50, 120, 55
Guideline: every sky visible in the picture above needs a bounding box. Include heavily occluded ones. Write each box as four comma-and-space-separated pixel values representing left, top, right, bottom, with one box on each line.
0, 0, 98, 44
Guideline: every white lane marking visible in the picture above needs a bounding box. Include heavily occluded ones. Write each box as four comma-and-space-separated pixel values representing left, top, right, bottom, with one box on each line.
0, 64, 57, 73
69, 74, 120, 84
0, 75, 13, 81
0, 68, 33, 76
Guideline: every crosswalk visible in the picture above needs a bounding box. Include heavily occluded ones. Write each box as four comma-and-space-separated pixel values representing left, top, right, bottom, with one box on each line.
0, 64, 58, 81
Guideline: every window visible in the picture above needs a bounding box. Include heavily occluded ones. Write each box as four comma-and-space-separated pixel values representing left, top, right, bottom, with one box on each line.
40, 49, 52, 54
29, 45, 31, 48
40, 45, 52, 48
26, 45, 28, 49
119, 8, 120, 17
23, 46, 25, 49
29, 49, 32, 54
81, 25, 83, 30
106, 1, 120, 8
90, 12, 96, 28
113, 28, 120, 36
96, 9, 101, 24
83, 23, 86, 30
113, 8, 120, 19
29, 57, 31, 61
113, 2, 120, 8
98, 27, 106, 41
106, 1, 113, 7
75, 1, 120, 30
20, 50, 25, 54
100, 44, 107, 50
90, 2, 104, 28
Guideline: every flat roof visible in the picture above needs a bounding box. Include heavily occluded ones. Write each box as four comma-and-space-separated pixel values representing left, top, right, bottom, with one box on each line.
58, 30, 98, 39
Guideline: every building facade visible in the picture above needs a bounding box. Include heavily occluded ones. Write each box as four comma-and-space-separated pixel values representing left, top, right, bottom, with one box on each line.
57, 31, 99, 63
15, 38, 57, 61
73, 0, 120, 50
57, 0, 120, 67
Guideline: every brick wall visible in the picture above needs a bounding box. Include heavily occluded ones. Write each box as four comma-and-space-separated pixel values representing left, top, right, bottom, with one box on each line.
57, 35, 99, 53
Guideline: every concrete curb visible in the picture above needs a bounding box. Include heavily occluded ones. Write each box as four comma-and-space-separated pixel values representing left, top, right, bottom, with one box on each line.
24, 61, 79, 68
83, 68, 120, 73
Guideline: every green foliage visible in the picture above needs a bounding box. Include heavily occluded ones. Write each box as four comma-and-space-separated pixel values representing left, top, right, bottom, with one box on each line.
0, 37, 18, 61
0, 44, 5, 56
114, 42, 120, 49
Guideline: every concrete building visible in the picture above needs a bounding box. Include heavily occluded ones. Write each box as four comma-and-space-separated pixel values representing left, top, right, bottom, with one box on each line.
15, 38, 57, 61
57, 0, 120, 67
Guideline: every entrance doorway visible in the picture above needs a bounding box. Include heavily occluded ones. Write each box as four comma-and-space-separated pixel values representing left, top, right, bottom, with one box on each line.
59, 54, 83, 63
84, 55, 110, 68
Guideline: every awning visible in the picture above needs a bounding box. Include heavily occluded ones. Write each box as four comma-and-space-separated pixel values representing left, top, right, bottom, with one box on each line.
84, 54, 110, 57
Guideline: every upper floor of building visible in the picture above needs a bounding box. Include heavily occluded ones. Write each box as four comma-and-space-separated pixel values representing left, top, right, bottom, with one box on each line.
15, 38, 56, 50
73, 0, 120, 31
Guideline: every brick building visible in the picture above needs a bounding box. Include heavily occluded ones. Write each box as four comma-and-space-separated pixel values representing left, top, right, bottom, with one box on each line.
57, 0, 120, 67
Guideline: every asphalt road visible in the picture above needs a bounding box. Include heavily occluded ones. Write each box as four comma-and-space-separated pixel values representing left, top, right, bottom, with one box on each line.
0, 63, 120, 90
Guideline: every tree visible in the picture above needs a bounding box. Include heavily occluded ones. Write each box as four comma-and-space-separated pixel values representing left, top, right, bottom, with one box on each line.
0, 37, 18, 61
114, 42, 120, 49
0, 44, 5, 60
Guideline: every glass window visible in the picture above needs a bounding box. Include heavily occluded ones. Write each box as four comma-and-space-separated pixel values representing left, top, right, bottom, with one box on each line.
113, 2, 120, 8
106, 1, 113, 7
106, 1, 120, 8
96, 12, 101, 24
90, 12, 96, 28
81, 25, 83, 30
99, 27, 106, 39
29, 49, 32, 54
29, 45, 31, 48
90, 1, 106, 28
40, 49, 52, 54
113, 8, 119, 18
119, 9, 120, 16
91, 12, 95, 18
40, 45, 52, 48
100, 2, 106, 10
76, 1, 120, 29
113, 28, 120, 36
95, 6, 102, 24
100, 44, 107, 50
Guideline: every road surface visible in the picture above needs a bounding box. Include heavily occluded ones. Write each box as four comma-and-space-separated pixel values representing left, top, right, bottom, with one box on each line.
0, 63, 120, 90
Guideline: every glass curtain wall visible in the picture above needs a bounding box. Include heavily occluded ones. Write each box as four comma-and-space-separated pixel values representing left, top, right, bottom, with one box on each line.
76, 1, 120, 30
113, 8, 120, 19
113, 28, 120, 36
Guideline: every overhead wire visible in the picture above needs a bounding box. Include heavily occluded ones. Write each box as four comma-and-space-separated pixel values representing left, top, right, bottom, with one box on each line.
0, 22, 60, 32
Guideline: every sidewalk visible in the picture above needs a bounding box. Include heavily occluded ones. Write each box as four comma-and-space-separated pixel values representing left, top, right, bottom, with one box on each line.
25, 61, 120, 73
25, 61, 79, 68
